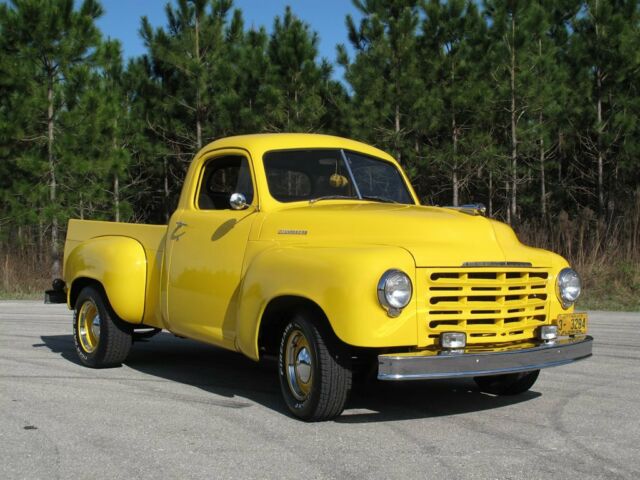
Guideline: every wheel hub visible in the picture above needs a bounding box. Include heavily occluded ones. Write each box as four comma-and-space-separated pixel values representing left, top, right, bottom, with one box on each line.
295, 347, 312, 383
77, 300, 100, 353
285, 329, 313, 401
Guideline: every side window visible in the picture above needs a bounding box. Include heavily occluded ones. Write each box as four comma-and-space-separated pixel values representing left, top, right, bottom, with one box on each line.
198, 155, 254, 210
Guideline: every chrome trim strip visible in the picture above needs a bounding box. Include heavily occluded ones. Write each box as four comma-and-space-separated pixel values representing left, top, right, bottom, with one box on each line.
277, 229, 308, 235
461, 261, 533, 268
378, 336, 593, 381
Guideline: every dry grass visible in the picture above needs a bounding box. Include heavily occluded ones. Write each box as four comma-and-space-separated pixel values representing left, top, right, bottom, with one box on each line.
0, 250, 50, 300
516, 194, 640, 311
2, 200, 639, 310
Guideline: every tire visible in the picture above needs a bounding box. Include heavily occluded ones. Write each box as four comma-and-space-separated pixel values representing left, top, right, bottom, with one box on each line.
73, 286, 132, 368
474, 370, 540, 395
278, 312, 352, 421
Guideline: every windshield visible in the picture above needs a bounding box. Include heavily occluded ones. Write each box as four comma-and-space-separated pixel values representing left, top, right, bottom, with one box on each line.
263, 149, 414, 204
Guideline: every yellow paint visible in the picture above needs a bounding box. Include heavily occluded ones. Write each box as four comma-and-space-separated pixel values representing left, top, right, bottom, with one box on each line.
64, 234, 147, 323
62, 133, 581, 360
64, 219, 165, 327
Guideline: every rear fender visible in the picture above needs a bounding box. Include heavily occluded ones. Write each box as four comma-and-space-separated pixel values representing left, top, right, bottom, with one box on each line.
64, 236, 147, 324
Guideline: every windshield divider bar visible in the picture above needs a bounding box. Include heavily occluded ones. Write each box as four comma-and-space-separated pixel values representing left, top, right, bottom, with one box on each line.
340, 149, 362, 200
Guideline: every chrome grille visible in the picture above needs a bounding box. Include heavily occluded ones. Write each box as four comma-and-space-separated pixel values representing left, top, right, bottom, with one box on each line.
424, 269, 549, 344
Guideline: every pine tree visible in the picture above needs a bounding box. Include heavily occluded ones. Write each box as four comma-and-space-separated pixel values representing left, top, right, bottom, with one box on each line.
571, 0, 640, 218
265, 6, 333, 132
338, 0, 422, 167
141, 0, 235, 156
419, 0, 492, 206
483, 0, 540, 224
0, 0, 103, 278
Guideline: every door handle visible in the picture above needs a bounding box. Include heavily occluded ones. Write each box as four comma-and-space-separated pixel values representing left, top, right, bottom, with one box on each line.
175, 221, 188, 228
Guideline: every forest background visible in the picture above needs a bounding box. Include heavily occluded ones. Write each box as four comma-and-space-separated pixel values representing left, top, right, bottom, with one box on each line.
1, 0, 638, 309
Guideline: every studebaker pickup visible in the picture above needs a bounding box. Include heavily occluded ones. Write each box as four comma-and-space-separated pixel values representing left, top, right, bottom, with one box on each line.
46, 133, 592, 421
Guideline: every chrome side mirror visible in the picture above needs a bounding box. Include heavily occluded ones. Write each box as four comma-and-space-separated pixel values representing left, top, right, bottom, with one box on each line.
229, 192, 249, 210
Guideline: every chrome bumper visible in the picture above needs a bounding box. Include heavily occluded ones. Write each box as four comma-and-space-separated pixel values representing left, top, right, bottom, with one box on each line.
378, 336, 593, 381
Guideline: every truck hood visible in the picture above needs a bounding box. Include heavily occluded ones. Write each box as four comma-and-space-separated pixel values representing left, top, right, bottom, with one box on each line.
259, 203, 553, 267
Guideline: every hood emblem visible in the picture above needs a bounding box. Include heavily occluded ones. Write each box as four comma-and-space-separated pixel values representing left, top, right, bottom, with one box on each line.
278, 229, 308, 235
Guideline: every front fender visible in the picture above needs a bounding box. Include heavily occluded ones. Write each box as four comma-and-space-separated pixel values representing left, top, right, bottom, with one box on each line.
64, 236, 147, 324
236, 244, 417, 360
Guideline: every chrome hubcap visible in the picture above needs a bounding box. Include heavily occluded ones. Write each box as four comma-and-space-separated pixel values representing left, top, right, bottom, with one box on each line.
295, 348, 312, 383
285, 329, 313, 401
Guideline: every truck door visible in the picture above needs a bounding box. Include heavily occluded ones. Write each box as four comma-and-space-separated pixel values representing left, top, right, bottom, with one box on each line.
165, 151, 258, 348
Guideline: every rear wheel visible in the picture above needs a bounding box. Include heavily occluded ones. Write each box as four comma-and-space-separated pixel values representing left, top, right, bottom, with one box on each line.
474, 370, 540, 395
278, 312, 352, 421
73, 286, 132, 368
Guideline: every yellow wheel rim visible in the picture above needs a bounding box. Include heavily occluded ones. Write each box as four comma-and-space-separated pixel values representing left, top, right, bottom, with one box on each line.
285, 329, 313, 401
77, 300, 101, 353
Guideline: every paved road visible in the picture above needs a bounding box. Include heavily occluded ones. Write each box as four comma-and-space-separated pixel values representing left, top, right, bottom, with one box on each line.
1, 301, 638, 480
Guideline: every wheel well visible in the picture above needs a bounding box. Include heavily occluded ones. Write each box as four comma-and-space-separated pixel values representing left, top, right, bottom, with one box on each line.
258, 296, 332, 357
69, 277, 104, 308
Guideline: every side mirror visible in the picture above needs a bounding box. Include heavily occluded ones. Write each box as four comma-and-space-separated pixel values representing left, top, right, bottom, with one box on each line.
229, 192, 249, 210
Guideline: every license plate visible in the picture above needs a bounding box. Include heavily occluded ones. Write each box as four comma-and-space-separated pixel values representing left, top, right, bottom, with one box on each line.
556, 313, 588, 336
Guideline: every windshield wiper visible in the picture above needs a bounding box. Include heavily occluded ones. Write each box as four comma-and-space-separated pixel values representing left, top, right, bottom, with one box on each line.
309, 195, 358, 204
360, 195, 399, 204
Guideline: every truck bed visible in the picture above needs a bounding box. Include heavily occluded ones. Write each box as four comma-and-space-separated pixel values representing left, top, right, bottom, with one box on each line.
64, 219, 167, 327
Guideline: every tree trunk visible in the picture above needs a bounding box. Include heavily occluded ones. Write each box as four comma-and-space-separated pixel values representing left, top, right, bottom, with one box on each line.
195, 8, 202, 150
558, 131, 563, 182
395, 103, 401, 164
595, 0, 605, 216
505, 179, 511, 225
596, 67, 604, 215
114, 173, 120, 222
3, 253, 9, 292
164, 157, 170, 222
540, 112, 546, 218
38, 218, 44, 263
537, 39, 547, 219
451, 60, 459, 206
452, 110, 459, 206
489, 170, 493, 217
113, 120, 120, 222
47, 70, 60, 279
509, 13, 518, 224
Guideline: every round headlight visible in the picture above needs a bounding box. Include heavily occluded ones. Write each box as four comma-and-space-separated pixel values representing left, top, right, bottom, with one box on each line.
557, 268, 581, 308
377, 269, 412, 316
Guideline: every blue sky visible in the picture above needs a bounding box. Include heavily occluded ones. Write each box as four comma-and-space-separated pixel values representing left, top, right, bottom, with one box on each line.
96, 0, 363, 77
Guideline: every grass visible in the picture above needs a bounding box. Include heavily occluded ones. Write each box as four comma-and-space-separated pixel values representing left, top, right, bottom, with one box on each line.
2, 250, 639, 311
576, 260, 640, 311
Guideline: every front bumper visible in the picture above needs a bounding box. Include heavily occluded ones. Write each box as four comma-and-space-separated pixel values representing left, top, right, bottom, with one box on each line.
378, 336, 593, 381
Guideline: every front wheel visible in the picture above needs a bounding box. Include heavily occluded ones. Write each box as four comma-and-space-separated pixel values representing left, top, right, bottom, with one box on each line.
73, 286, 132, 368
474, 370, 540, 395
278, 313, 352, 421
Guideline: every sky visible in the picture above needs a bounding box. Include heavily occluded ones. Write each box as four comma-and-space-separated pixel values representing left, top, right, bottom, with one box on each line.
96, 0, 363, 78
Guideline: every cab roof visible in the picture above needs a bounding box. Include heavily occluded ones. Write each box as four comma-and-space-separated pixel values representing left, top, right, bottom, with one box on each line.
201, 133, 396, 163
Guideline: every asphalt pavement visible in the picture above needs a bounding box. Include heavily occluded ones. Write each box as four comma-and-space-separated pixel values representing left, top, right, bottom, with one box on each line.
1, 301, 638, 480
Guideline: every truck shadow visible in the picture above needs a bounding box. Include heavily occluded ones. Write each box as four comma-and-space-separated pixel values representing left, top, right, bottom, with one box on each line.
39, 332, 541, 423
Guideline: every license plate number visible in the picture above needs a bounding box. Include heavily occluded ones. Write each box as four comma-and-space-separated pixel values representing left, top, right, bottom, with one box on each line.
556, 313, 588, 335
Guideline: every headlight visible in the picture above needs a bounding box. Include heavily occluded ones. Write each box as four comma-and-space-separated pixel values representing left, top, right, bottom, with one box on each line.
377, 269, 412, 316
557, 268, 581, 308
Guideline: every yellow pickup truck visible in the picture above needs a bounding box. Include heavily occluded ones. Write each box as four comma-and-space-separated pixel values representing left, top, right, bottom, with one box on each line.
46, 133, 592, 421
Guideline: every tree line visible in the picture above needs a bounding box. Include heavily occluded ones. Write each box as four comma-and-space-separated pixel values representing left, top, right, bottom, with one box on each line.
1, 0, 639, 281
